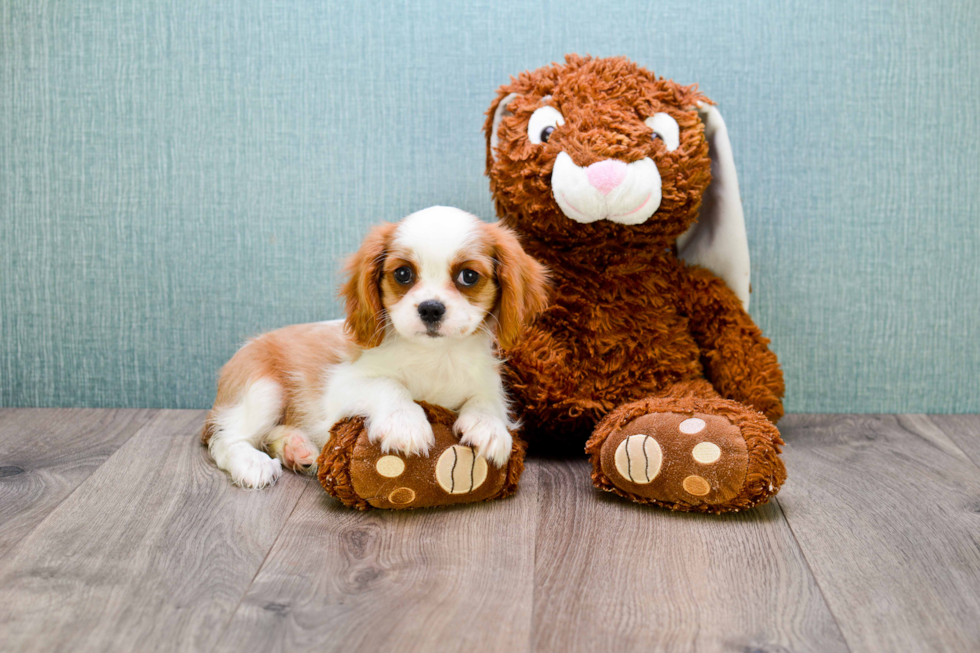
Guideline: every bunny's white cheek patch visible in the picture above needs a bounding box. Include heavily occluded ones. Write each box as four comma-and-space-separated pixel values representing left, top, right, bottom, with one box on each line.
551, 152, 662, 225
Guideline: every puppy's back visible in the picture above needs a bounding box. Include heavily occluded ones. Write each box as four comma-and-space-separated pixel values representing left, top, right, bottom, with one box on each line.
201, 320, 352, 444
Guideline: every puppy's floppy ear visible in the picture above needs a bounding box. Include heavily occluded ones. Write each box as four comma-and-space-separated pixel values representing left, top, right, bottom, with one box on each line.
341, 222, 397, 348
485, 222, 550, 350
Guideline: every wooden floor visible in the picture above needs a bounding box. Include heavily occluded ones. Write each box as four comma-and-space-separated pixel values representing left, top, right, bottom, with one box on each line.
1, 411, 978, 652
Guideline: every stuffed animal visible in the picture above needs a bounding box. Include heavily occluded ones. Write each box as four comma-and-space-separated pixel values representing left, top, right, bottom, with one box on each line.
319, 402, 525, 510
483, 55, 786, 513
320, 55, 786, 512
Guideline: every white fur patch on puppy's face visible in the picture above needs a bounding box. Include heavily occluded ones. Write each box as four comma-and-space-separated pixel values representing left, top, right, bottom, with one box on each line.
381, 206, 497, 344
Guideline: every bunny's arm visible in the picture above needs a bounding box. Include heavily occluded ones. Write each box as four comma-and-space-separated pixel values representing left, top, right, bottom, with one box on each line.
501, 322, 577, 418
681, 266, 785, 423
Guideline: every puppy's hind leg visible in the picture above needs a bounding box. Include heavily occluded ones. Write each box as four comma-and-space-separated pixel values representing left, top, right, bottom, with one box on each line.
206, 378, 285, 488
267, 426, 318, 474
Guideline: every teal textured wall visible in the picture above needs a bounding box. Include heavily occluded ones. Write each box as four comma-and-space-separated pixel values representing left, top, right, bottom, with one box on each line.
2, 1, 978, 411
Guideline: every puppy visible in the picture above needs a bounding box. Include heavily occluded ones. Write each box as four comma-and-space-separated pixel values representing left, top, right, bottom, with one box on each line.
201, 206, 549, 488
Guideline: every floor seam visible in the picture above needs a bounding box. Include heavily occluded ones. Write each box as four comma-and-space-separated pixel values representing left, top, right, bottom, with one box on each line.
773, 495, 856, 653
208, 478, 312, 652
527, 460, 542, 653
923, 414, 980, 473
0, 408, 160, 566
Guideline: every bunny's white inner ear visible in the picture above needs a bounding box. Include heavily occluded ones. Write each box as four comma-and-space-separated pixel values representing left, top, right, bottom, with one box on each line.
677, 102, 752, 311
490, 93, 520, 161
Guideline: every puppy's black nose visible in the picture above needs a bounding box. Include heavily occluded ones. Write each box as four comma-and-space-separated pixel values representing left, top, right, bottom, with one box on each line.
418, 300, 446, 325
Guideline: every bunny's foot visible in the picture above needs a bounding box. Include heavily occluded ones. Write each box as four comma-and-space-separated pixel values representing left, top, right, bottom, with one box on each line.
585, 381, 785, 513
318, 402, 525, 510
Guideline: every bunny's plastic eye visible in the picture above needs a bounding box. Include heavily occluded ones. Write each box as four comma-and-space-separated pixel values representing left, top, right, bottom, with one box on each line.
528, 105, 564, 145
644, 113, 679, 152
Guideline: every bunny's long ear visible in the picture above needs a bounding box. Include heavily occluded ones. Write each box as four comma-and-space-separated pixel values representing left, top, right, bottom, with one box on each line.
487, 92, 520, 163
677, 103, 752, 311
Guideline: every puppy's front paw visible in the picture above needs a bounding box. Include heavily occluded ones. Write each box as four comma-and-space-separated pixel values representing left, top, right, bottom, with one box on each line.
454, 412, 512, 468
368, 403, 435, 458
222, 444, 283, 489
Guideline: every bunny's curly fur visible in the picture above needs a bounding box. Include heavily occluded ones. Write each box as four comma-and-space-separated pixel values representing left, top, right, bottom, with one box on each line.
485, 55, 786, 512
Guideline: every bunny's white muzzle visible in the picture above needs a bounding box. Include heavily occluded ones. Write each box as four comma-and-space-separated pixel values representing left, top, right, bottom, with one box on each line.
551, 151, 662, 225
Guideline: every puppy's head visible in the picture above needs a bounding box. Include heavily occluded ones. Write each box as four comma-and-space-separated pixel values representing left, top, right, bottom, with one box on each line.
342, 206, 548, 349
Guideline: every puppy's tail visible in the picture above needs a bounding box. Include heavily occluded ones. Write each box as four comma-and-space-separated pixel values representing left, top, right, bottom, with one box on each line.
200, 411, 219, 446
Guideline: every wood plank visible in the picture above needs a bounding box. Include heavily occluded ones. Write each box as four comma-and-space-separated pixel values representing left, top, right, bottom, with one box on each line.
0, 410, 310, 653
778, 414, 980, 653
926, 414, 980, 470
212, 465, 538, 653
530, 459, 847, 653
0, 408, 154, 557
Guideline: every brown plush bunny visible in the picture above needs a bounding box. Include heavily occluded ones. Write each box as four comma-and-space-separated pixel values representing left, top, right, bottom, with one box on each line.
484, 55, 786, 513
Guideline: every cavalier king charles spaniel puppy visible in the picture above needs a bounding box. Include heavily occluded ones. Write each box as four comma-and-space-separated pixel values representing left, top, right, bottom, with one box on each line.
202, 206, 549, 488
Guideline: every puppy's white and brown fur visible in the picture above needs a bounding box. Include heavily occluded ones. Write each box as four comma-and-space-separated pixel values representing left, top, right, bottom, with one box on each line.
201, 206, 549, 488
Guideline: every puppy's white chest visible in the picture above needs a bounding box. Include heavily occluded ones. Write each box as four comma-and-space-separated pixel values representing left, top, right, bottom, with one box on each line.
367, 338, 494, 410
398, 357, 473, 409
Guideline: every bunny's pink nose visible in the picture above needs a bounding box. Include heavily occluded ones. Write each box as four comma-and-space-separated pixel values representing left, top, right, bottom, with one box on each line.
586, 159, 628, 195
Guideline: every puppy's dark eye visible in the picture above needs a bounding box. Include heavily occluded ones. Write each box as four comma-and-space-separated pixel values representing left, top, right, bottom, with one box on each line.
393, 266, 414, 285
540, 126, 555, 143
456, 269, 480, 287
